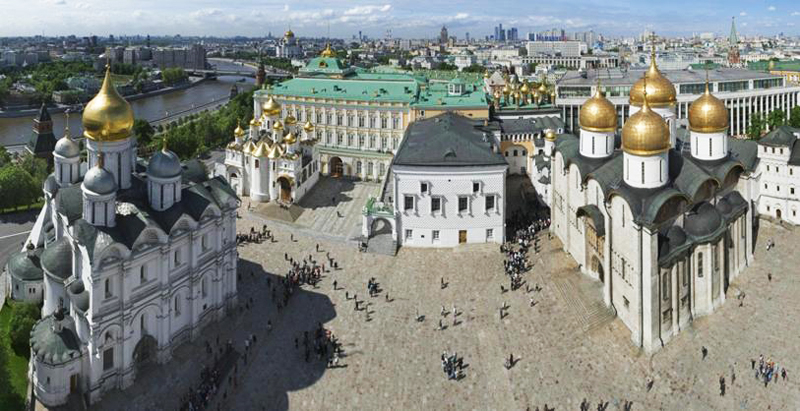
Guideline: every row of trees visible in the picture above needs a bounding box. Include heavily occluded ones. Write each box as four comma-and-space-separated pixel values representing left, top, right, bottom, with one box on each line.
134, 90, 255, 160
746, 106, 800, 139
0, 147, 48, 211
161, 67, 188, 86
0, 61, 95, 104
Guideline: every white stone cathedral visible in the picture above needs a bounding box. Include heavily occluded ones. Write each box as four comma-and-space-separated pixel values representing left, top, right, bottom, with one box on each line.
217, 94, 321, 205
550, 52, 759, 352
16, 67, 239, 407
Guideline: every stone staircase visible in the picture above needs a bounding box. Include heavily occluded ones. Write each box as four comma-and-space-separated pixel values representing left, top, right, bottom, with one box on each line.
366, 234, 397, 256
553, 276, 616, 333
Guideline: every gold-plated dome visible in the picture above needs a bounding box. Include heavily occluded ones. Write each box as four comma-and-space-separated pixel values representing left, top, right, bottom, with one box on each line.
502, 84, 511, 95
520, 81, 530, 94
303, 120, 315, 132
233, 120, 245, 137
252, 141, 271, 158
249, 116, 262, 127
283, 132, 297, 144
493, 90, 501, 100
284, 30, 294, 38
688, 79, 728, 133
320, 43, 336, 58
284, 115, 297, 125
483, 71, 490, 79
82, 66, 134, 141
629, 52, 677, 107
545, 129, 557, 141
262, 95, 282, 116
267, 143, 285, 159
243, 140, 257, 155
579, 85, 618, 132
622, 91, 670, 156
272, 120, 284, 131
538, 83, 547, 93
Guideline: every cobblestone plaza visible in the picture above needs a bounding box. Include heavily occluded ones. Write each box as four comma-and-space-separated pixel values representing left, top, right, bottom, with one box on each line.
93, 207, 800, 411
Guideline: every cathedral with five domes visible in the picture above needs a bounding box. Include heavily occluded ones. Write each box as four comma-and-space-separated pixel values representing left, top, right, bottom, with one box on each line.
11, 66, 240, 407
550, 49, 759, 351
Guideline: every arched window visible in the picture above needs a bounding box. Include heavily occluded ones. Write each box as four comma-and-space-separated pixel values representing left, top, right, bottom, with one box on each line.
103, 332, 114, 370
174, 294, 181, 317
254, 159, 260, 168
140, 313, 147, 335
104, 278, 112, 298
697, 252, 704, 278
201, 277, 208, 298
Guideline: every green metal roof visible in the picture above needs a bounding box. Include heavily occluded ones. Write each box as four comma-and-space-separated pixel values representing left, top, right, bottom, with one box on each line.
748, 60, 800, 72
265, 77, 420, 103
412, 81, 488, 108
31, 314, 82, 366
298, 57, 352, 76
7, 248, 44, 281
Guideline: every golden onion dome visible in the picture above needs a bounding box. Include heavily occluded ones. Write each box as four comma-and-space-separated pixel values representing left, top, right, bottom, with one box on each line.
283, 132, 297, 144
82, 66, 134, 141
483, 71, 490, 79
520, 81, 530, 94
262, 95, 282, 116
621, 93, 670, 156
252, 141, 271, 158
493, 90, 501, 100
538, 83, 547, 93
688, 80, 728, 133
545, 129, 557, 141
303, 120, 315, 132
249, 117, 261, 127
233, 120, 246, 137
579, 86, 618, 132
502, 84, 511, 94
272, 120, 284, 131
267, 143, 285, 159
629, 56, 677, 107
320, 43, 336, 58
284, 115, 297, 125
284, 30, 294, 38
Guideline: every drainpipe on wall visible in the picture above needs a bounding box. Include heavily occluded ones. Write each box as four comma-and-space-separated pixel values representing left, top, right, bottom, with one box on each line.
638, 224, 644, 349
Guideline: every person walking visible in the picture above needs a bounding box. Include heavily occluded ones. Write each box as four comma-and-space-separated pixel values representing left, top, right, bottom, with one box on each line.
719, 375, 725, 396
701, 346, 708, 360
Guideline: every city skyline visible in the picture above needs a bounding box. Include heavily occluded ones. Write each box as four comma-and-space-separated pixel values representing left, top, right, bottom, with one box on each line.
4, 0, 800, 39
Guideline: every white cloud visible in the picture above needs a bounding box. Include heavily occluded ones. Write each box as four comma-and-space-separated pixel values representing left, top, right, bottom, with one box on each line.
792, 11, 800, 16
768, 6, 776, 11
343, 5, 391, 16
739, 11, 747, 16
283, 4, 289, 12
454, 13, 469, 20
73, 2, 89, 9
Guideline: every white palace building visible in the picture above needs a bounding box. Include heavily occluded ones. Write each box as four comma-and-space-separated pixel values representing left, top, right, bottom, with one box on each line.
6, 67, 240, 407
549, 52, 761, 351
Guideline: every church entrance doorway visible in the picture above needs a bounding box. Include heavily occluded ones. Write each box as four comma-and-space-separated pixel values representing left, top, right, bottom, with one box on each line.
133, 334, 158, 370
69, 374, 78, 393
776, 209, 782, 220
593, 256, 604, 283
277, 177, 292, 202
458, 230, 467, 244
330, 157, 343, 177
229, 172, 240, 194
370, 218, 392, 237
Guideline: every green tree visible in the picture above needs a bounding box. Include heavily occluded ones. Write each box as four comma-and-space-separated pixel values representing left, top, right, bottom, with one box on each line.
790, 106, 800, 128
0, 146, 11, 168
133, 119, 155, 147
9, 302, 40, 357
0, 165, 39, 210
747, 113, 766, 139
462, 64, 486, 74
162, 68, 188, 86
767, 109, 786, 129
437, 62, 458, 71
19, 153, 48, 188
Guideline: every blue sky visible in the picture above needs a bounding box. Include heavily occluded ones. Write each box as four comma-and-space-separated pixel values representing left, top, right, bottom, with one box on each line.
4, 0, 800, 38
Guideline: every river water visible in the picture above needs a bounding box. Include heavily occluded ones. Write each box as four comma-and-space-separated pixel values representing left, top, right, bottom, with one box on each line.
0, 59, 255, 147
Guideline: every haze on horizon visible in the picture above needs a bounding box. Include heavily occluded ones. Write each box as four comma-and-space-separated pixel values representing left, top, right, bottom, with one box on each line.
4, 0, 800, 39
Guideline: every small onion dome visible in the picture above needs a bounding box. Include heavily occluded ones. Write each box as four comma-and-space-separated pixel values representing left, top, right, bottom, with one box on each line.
267, 143, 285, 159
147, 146, 182, 179
688, 81, 728, 133
538, 83, 547, 93
520, 81, 530, 94
579, 87, 618, 132
533, 91, 540, 99
54, 127, 80, 158
320, 43, 336, 58
544, 129, 557, 141
41, 237, 73, 280
285, 30, 294, 38
629, 56, 676, 107
233, 120, 246, 137
262, 95, 282, 116
284, 115, 297, 126
483, 71, 490, 78
493, 90, 501, 100
82, 66, 134, 141
252, 141, 271, 158
249, 117, 261, 127
502, 84, 511, 94
272, 120, 284, 131
283, 132, 297, 144
621, 94, 670, 156
82, 163, 117, 195
226, 142, 241, 151
303, 120, 315, 132
243, 140, 257, 154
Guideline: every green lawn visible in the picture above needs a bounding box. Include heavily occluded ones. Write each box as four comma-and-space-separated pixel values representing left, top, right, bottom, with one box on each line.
0, 301, 30, 410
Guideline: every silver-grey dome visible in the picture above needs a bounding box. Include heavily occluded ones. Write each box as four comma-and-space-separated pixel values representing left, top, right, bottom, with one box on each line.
147, 149, 182, 179
82, 165, 117, 195
54, 136, 80, 158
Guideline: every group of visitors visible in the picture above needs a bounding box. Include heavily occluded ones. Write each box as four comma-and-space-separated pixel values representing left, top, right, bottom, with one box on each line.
752, 355, 788, 387
295, 322, 342, 367
179, 342, 234, 411
441, 350, 465, 380
237, 225, 273, 244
